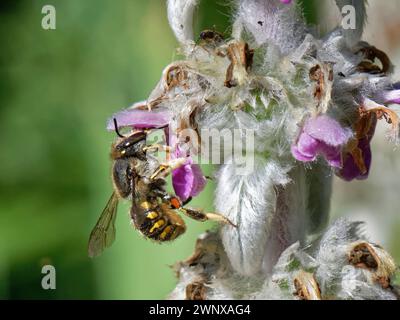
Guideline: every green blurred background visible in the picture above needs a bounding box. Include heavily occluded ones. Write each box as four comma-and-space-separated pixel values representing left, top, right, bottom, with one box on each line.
0, 0, 398, 300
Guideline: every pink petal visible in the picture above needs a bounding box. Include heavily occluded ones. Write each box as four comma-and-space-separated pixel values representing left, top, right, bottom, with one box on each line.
296, 132, 319, 159
319, 144, 342, 168
384, 90, 400, 105
170, 135, 207, 201
292, 115, 352, 168
188, 164, 207, 196
172, 164, 194, 201
291, 145, 316, 162
304, 115, 352, 147
106, 106, 172, 131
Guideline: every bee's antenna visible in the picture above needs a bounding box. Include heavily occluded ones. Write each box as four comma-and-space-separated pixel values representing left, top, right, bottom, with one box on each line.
113, 118, 125, 138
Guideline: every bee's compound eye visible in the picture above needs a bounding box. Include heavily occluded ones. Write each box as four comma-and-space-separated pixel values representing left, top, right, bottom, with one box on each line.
170, 197, 181, 209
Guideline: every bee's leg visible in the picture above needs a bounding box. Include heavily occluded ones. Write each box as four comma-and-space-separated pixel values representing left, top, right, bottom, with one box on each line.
143, 144, 172, 161
179, 207, 237, 227
143, 144, 171, 153
150, 157, 187, 180
182, 196, 192, 206
161, 194, 235, 227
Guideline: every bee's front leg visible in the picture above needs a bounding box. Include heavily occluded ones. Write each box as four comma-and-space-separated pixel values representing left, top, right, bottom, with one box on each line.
150, 157, 187, 180
143, 144, 171, 154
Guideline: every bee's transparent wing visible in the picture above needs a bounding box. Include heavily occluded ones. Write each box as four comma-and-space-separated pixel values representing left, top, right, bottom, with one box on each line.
88, 192, 119, 258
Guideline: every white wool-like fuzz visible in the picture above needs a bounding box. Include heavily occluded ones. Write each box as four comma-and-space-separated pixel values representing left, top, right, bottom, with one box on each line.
215, 157, 293, 276
338, 266, 397, 300
314, 218, 365, 295
265, 242, 319, 300
334, 0, 367, 48
234, 0, 306, 54
318, 29, 362, 75
168, 266, 206, 300
167, 0, 199, 45
170, 220, 398, 300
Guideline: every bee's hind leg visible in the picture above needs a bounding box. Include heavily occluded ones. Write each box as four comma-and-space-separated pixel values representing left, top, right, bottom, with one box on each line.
179, 207, 237, 228
182, 196, 192, 206
161, 194, 236, 227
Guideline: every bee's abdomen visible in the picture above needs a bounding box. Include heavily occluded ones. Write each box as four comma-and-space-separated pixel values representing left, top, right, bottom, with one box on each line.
131, 201, 185, 242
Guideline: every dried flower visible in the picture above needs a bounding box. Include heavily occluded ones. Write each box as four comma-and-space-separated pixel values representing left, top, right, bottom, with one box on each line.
293, 271, 322, 300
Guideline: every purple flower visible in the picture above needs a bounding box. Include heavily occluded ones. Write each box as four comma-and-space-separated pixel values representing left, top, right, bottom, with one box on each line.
106, 102, 172, 130
291, 115, 352, 168
384, 83, 400, 105
172, 156, 207, 202
337, 97, 399, 181
337, 136, 373, 182
106, 102, 206, 202
280, 0, 292, 3
336, 109, 377, 182
169, 135, 207, 202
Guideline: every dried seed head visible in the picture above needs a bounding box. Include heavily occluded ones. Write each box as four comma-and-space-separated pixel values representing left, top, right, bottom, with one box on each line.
356, 44, 392, 74
348, 241, 397, 289
224, 42, 254, 88
309, 63, 334, 114
293, 271, 322, 300
185, 281, 208, 300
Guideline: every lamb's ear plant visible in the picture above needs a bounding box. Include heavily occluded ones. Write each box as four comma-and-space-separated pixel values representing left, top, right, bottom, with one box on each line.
110, 0, 400, 299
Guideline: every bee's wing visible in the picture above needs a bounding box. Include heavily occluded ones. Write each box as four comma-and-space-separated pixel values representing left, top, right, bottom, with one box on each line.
88, 192, 119, 258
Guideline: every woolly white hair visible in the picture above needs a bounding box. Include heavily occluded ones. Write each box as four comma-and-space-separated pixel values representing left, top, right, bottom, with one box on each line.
170, 219, 398, 300
167, 0, 198, 45
233, 0, 306, 54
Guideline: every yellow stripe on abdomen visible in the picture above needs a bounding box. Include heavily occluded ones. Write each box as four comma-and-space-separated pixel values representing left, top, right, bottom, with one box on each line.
149, 219, 165, 233
146, 211, 158, 220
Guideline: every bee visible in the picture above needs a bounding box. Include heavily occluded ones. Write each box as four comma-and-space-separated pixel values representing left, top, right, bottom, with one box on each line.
88, 119, 235, 258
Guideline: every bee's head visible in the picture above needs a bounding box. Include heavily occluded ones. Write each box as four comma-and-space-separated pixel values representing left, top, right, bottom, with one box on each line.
111, 119, 147, 159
